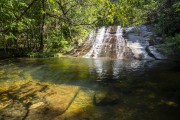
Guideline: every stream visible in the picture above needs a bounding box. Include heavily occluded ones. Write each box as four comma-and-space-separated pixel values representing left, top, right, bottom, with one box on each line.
0, 57, 180, 120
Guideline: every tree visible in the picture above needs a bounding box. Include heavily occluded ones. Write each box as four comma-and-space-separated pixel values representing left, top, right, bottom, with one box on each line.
1, 0, 169, 57
153, 0, 180, 36
114, 0, 159, 26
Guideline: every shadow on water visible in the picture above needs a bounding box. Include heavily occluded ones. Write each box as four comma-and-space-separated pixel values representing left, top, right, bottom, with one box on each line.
0, 57, 180, 120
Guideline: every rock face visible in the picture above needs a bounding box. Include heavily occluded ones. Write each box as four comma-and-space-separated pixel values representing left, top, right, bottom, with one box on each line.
0, 81, 80, 120
83, 26, 135, 59
147, 46, 167, 60
69, 25, 166, 60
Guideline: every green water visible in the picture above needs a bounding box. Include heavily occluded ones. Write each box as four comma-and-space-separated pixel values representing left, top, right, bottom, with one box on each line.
0, 57, 180, 120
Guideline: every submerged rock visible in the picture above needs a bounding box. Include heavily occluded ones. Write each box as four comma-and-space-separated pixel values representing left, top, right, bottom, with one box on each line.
29, 102, 45, 109
0, 101, 27, 120
55, 88, 95, 120
0, 81, 80, 120
93, 90, 120, 106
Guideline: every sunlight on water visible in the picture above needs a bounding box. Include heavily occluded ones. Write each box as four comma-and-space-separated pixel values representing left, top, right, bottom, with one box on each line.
0, 57, 180, 120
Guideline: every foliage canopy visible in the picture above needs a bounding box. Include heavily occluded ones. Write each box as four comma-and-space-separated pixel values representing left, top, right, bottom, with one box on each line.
0, 0, 179, 57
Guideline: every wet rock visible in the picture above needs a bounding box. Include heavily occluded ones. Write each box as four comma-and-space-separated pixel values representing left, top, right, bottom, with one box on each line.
125, 25, 156, 60
67, 25, 167, 60
123, 47, 134, 59
124, 26, 136, 33
109, 26, 117, 34
93, 90, 120, 106
147, 46, 167, 60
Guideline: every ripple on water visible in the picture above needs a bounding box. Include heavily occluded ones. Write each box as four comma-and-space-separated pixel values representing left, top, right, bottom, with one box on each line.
0, 58, 180, 120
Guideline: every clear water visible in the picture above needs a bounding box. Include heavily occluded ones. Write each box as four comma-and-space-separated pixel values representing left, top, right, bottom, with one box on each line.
0, 57, 180, 120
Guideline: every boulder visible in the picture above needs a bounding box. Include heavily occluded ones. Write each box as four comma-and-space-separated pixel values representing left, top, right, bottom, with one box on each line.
147, 46, 167, 60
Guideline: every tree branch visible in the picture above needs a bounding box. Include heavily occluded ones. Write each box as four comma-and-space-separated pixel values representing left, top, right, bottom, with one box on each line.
0, 0, 38, 33
17, 0, 38, 21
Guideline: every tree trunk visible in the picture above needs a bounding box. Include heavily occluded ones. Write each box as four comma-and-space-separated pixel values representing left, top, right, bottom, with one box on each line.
39, 0, 45, 52
2, 35, 7, 57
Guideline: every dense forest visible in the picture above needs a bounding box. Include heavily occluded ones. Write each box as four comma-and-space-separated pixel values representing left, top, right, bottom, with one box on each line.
0, 1, 180, 119
0, 0, 179, 58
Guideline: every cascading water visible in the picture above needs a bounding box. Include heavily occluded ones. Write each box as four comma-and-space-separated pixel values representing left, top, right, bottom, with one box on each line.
84, 27, 106, 58
84, 26, 134, 59
116, 26, 124, 58
116, 26, 134, 59
72, 25, 166, 60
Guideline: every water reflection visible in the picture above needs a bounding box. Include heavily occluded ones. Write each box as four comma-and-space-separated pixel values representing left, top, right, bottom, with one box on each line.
0, 58, 180, 120
89, 58, 159, 83
0, 58, 159, 85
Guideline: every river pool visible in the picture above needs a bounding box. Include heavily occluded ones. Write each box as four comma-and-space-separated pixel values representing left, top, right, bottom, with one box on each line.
0, 57, 180, 120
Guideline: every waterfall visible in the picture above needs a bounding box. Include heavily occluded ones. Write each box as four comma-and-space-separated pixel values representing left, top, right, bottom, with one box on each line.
116, 26, 126, 59
84, 27, 106, 58
74, 25, 165, 60
84, 26, 134, 59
